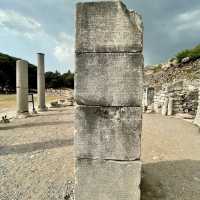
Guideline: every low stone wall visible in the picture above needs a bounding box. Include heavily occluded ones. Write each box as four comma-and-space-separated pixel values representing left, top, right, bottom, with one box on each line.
144, 80, 199, 116
46, 88, 73, 97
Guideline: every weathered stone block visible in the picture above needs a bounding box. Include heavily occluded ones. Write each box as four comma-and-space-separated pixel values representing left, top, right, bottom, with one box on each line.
75, 106, 142, 160
76, 1, 143, 53
75, 53, 143, 106
75, 159, 141, 200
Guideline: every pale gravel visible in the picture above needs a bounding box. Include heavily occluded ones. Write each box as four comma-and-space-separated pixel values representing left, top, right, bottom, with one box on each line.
0, 109, 200, 200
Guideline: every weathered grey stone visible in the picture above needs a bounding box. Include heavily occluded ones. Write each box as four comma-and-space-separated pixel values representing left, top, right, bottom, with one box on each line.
37, 53, 47, 112
75, 106, 142, 160
75, 159, 141, 200
76, 1, 143, 53
16, 60, 29, 114
75, 53, 143, 106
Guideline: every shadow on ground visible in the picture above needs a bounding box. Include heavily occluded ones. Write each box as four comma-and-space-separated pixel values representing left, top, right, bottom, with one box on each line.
141, 160, 200, 200
0, 120, 73, 130
0, 139, 73, 156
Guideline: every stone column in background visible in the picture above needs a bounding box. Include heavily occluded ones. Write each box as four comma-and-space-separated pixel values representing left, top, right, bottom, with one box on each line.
168, 97, 173, 116
144, 87, 148, 107
162, 98, 169, 116
75, 1, 143, 200
37, 53, 47, 111
194, 88, 200, 126
16, 60, 29, 115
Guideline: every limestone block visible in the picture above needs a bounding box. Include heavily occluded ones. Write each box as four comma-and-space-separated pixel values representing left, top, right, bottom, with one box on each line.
75, 106, 142, 160
76, 1, 143, 53
75, 53, 143, 106
75, 159, 141, 200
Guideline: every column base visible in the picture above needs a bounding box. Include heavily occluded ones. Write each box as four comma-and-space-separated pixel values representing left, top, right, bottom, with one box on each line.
16, 112, 30, 119
38, 106, 48, 112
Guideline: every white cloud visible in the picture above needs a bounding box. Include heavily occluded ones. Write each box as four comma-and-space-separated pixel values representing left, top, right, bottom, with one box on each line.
0, 9, 74, 70
54, 32, 74, 69
0, 9, 46, 39
174, 9, 200, 31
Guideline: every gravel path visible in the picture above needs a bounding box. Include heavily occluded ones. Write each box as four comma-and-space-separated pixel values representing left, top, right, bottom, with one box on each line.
142, 114, 200, 200
0, 108, 200, 199
0, 107, 74, 200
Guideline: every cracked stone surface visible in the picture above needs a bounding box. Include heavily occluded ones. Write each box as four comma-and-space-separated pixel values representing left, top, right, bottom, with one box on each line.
76, 1, 143, 53
75, 106, 142, 160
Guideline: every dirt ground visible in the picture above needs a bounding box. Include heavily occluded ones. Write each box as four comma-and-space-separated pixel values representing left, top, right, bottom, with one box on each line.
0, 107, 200, 199
0, 107, 74, 200
141, 114, 200, 200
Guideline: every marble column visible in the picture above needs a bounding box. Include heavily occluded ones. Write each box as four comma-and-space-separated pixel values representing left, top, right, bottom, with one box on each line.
168, 97, 173, 116
37, 53, 47, 111
16, 60, 29, 115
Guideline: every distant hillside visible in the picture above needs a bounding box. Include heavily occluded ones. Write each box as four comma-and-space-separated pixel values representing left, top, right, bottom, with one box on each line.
144, 44, 200, 88
0, 53, 37, 93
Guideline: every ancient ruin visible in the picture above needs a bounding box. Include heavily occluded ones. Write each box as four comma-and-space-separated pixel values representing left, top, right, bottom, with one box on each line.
37, 53, 47, 111
75, 1, 143, 200
16, 60, 29, 115
143, 56, 200, 120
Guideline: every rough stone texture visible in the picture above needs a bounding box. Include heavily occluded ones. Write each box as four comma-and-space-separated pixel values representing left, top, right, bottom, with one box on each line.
37, 53, 47, 111
75, 53, 143, 106
75, 159, 141, 200
75, 1, 143, 200
76, 1, 143, 53
16, 60, 29, 114
152, 80, 199, 115
75, 106, 142, 160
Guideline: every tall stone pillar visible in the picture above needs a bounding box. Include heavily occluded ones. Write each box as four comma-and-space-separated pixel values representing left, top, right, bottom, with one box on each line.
144, 87, 148, 107
75, 1, 143, 200
168, 97, 173, 116
16, 60, 29, 115
162, 98, 168, 116
37, 53, 47, 111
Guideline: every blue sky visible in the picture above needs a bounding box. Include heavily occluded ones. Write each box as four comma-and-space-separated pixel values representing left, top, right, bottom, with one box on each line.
0, 0, 200, 73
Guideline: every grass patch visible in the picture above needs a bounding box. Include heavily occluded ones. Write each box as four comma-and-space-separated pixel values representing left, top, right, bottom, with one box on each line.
0, 94, 59, 109
176, 44, 200, 63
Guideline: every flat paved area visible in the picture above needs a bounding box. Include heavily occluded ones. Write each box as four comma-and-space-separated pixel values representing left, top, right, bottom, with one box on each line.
0, 108, 200, 199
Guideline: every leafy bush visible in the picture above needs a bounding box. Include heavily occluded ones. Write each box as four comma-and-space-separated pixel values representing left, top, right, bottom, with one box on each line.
176, 44, 200, 63
45, 70, 74, 89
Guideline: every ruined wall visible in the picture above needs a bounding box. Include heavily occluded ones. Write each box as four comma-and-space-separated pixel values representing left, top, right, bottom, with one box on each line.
151, 80, 199, 116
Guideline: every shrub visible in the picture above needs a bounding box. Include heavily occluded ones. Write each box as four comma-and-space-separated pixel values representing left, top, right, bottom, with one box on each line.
176, 44, 200, 63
